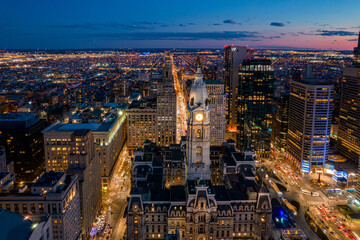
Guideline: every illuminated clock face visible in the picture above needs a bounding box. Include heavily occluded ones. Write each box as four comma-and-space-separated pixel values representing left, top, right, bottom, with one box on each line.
195, 113, 204, 121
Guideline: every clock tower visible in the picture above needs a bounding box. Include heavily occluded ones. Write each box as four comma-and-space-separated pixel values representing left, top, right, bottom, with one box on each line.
186, 62, 211, 180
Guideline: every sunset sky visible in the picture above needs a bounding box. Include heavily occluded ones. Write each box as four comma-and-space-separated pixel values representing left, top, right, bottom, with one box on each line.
1, 0, 359, 49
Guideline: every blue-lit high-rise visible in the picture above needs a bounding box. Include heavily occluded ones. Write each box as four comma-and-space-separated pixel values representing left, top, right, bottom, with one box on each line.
287, 66, 334, 173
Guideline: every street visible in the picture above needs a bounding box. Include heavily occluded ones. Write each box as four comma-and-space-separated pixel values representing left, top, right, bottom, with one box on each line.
259, 154, 360, 240
92, 144, 131, 240
171, 55, 187, 143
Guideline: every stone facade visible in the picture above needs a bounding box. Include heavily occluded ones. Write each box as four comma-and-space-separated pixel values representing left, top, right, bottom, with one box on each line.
126, 66, 272, 240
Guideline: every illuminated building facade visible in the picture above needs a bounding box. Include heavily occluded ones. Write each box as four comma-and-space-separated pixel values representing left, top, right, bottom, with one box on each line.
67, 129, 101, 238
223, 46, 248, 141
354, 31, 360, 63
0, 113, 45, 184
287, 71, 333, 173
126, 67, 272, 240
42, 103, 127, 189
237, 59, 274, 157
0, 172, 81, 240
186, 67, 211, 180
271, 93, 290, 153
338, 65, 360, 165
157, 65, 177, 147
127, 98, 157, 150
205, 80, 226, 146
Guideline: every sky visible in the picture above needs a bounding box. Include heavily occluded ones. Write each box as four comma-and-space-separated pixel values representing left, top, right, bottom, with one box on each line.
0, 0, 359, 50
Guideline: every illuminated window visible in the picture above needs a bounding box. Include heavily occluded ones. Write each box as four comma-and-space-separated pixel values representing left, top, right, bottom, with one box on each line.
197, 129, 201, 138
196, 146, 202, 155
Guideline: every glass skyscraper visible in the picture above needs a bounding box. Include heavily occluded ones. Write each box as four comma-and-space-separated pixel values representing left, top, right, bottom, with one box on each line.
237, 59, 274, 157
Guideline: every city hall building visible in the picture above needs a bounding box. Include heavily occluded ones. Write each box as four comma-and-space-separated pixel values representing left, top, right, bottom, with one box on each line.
126, 66, 272, 240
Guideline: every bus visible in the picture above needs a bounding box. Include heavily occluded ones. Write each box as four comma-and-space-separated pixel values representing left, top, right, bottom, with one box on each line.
345, 188, 355, 192
326, 189, 342, 194
301, 188, 311, 195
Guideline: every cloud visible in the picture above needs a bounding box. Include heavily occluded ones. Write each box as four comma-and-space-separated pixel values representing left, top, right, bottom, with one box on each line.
223, 19, 236, 24
268, 36, 281, 39
316, 30, 357, 36
43, 22, 152, 30
270, 22, 285, 27
136, 21, 162, 25
314, 23, 329, 27
65, 31, 261, 41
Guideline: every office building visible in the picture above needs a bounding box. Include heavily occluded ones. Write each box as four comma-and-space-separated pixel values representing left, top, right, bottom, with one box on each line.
42, 103, 127, 189
223, 46, 248, 140
126, 66, 272, 240
67, 129, 101, 238
237, 59, 274, 157
338, 39, 360, 165
0, 113, 45, 184
271, 92, 290, 153
287, 66, 334, 172
354, 31, 360, 63
0, 172, 81, 240
157, 64, 177, 146
338, 65, 360, 163
205, 80, 226, 146
127, 98, 157, 150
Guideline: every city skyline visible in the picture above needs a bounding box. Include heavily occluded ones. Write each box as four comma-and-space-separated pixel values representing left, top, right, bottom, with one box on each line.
1, 0, 360, 50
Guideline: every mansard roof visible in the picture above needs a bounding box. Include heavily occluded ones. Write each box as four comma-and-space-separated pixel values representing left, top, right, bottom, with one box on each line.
213, 185, 231, 201
170, 186, 186, 202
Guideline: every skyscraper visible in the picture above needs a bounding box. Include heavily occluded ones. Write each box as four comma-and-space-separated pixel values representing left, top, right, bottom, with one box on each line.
337, 65, 360, 164
223, 46, 248, 140
287, 66, 334, 172
271, 92, 290, 153
0, 113, 45, 183
237, 59, 274, 157
354, 31, 360, 63
156, 63, 177, 146
205, 80, 226, 146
